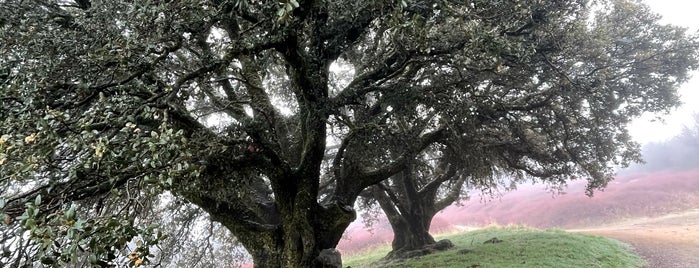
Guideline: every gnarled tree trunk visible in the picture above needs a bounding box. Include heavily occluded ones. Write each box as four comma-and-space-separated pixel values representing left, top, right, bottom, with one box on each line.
217, 198, 354, 268
370, 165, 464, 259
241, 223, 343, 267
204, 170, 355, 268
386, 208, 438, 256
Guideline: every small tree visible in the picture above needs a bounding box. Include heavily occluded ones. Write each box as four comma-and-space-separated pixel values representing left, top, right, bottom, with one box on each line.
363, 144, 467, 259
627, 113, 699, 173
1, 0, 697, 267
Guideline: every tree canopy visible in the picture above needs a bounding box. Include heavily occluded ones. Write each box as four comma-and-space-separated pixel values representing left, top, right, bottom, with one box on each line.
1, 0, 697, 267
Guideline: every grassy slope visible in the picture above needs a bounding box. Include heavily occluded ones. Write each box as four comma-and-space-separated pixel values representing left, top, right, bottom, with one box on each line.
343, 226, 645, 268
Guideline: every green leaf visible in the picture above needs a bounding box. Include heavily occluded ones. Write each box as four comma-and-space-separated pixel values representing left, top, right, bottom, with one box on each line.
34, 194, 41, 206
66, 205, 76, 220
73, 219, 85, 230
24, 218, 36, 229
290, 0, 299, 8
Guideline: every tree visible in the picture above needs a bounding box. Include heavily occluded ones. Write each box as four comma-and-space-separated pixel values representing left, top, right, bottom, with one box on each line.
0, 0, 697, 267
626, 113, 699, 173
364, 146, 466, 259
364, 143, 515, 259
360, 0, 699, 260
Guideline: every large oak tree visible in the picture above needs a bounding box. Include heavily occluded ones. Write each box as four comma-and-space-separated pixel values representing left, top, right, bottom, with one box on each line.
1, 0, 697, 267
361, 0, 699, 259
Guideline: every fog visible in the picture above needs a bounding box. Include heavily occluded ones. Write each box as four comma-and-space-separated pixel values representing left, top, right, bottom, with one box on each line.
627, 0, 699, 144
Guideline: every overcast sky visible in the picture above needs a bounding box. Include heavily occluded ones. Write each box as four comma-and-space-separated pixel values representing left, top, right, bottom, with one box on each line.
628, 0, 699, 144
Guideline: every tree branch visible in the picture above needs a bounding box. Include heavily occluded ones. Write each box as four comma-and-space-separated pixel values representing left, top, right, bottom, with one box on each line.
434, 174, 466, 212
356, 128, 446, 189
418, 164, 458, 197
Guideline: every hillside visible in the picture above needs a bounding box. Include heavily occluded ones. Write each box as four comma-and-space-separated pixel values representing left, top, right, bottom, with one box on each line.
343, 226, 645, 268
338, 169, 699, 254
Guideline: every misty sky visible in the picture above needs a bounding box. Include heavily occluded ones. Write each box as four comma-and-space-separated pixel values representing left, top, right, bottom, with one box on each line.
628, 0, 699, 144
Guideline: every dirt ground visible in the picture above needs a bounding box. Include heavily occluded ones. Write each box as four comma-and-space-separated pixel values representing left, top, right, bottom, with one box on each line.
569, 209, 699, 268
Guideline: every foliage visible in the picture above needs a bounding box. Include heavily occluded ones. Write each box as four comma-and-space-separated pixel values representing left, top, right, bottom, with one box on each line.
0, 0, 697, 267
356, 0, 699, 256
343, 226, 646, 268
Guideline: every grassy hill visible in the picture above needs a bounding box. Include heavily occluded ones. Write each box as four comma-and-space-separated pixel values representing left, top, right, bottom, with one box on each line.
343, 226, 645, 268
339, 170, 699, 254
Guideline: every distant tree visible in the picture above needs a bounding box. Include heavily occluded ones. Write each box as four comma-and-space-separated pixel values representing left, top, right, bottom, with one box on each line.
360, 141, 523, 259
0, 0, 697, 268
363, 147, 464, 259
628, 113, 699, 173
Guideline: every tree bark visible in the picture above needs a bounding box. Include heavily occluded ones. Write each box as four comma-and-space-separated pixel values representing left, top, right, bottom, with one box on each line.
283, 194, 350, 267
382, 202, 456, 260
226, 202, 353, 268
371, 166, 462, 260
388, 211, 436, 254
183, 168, 355, 268
371, 185, 442, 259
207, 173, 354, 268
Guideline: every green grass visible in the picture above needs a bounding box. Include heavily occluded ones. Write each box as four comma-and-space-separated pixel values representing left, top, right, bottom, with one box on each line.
342, 226, 645, 268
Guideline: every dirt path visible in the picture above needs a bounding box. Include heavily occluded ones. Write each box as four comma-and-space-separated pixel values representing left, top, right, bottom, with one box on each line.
569, 209, 699, 268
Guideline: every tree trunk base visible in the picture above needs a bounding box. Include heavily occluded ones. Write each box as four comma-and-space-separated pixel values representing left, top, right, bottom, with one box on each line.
381, 239, 455, 261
